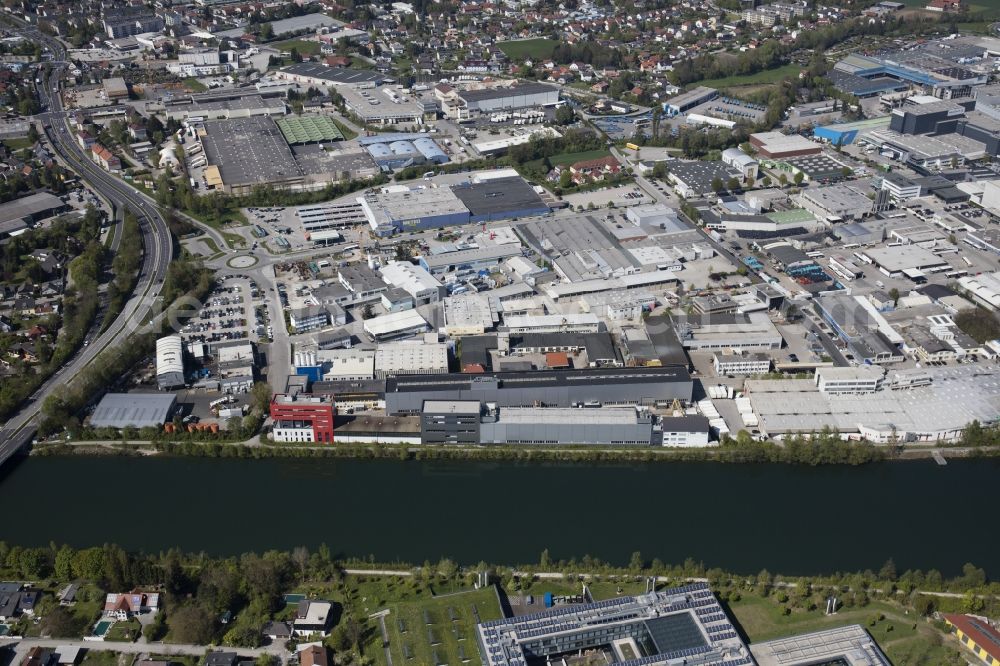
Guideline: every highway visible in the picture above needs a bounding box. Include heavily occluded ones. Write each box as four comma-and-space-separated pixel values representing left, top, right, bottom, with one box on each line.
0, 21, 173, 466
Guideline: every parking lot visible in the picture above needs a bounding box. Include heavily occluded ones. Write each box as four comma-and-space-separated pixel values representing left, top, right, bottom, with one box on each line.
180, 277, 263, 348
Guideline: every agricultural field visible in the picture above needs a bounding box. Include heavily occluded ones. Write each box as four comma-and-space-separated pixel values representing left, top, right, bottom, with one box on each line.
384, 587, 503, 666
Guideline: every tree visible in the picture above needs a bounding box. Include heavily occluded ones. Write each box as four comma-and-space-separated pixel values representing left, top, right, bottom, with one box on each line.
361, 303, 375, 320
41, 607, 86, 638
879, 558, 897, 582
888, 288, 900, 305
559, 169, 573, 189
727, 177, 740, 192
793, 171, 804, 186
629, 551, 644, 571
779, 173, 788, 187
167, 603, 215, 644
259, 22, 273, 40
554, 105, 575, 126
711, 177, 724, 193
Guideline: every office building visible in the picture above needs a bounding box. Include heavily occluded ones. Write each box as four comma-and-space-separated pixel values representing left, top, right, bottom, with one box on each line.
477, 582, 752, 666
815, 366, 885, 394
155, 335, 185, 390
713, 352, 771, 375
420, 400, 481, 444
270, 394, 336, 443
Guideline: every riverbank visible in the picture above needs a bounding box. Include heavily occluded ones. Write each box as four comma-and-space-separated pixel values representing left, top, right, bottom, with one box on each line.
27, 436, 1000, 465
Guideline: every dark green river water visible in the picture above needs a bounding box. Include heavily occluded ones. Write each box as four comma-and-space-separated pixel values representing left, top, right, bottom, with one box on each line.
0, 455, 994, 576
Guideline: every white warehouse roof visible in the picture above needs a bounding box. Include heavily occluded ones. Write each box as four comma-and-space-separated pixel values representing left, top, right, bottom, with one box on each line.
155, 335, 184, 376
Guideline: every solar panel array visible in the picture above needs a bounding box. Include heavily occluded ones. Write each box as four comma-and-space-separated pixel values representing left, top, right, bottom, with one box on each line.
476, 583, 751, 666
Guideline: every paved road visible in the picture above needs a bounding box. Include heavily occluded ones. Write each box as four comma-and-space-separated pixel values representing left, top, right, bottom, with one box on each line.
0, 22, 173, 464
0, 636, 288, 663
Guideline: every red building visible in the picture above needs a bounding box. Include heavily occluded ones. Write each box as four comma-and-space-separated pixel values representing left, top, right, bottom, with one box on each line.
270, 394, 336, 443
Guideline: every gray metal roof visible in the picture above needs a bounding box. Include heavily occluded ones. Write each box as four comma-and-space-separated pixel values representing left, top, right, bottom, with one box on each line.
90, 393, 177, 428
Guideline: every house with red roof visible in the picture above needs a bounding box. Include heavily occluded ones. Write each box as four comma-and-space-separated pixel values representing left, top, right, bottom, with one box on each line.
103, 591, 160, 620
568, 155, 622, 184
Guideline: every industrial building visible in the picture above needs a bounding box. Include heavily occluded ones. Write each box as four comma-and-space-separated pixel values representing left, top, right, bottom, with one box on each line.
363, 135, 449, 170
155, 335, 185, 390
338, 86, 431, 126
813, 117, 892, 145
832, 51, 988, 100
276, 63, 387, 88
666, 161, 742, 198
747, 365, 1000, 442
476, 583, 752, 666
160, 94, 286, 122
451, 177, 549, 222
374, 341, 449, 378
813, 293, 903, 364
384, 366, 693, 414
275, 116, 345, 145
749, 131, 822, 159
363, 309, 429, 341
751, 625, 890, 666
673, 312, 784, 350
0, 192, 70, 238
797, 183, 873, 221
478, 405, 655, 445
456, 82, 560, 114
90, 393, 177, 429
419, 244, 524, 276
379, 261, 445, 304
664, 86, 719, 116
269, 393, 336, 443
201, 116, 303, 195
721, 148, 759, 180
359, 185, 468, 235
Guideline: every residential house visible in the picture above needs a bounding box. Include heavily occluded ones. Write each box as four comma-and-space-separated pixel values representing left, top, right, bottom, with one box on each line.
299, 646, 328, 666
568, 155, 622, 184
293, 600, 334, 636
262, 621, 294, 641
0, 584, 40, 621
103, 591, 160, 619
91, 145, 121, 172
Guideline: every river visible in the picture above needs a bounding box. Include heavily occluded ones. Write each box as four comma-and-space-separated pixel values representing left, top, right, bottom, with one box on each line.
0, 455, 994, 576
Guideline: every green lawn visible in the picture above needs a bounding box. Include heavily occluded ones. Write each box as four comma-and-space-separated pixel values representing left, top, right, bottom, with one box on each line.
104, 618, 141, 642
182, 77, 208, 92
498, 38, 557, 61
384, 587, 503, 666
332, 118, 358, 141
729, 593, 966, 666
696, 63, 802, 90
273, 39, 322, 57
522, 148, 612, 175
80, 651, 129, 666
3, 137, 35, 151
